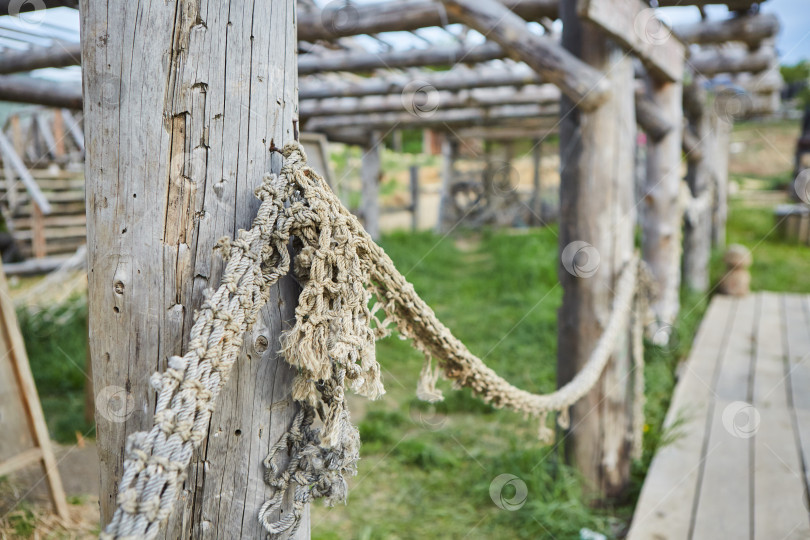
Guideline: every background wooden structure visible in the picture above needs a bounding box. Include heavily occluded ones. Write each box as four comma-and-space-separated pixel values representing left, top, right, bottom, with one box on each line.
0, 260, 68, 521
0, 0, 792, 535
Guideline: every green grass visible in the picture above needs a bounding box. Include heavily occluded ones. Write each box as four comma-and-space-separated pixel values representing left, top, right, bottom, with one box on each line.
18, 302, 93, 444
710, 197, 810, 293
14, 192, 809, 538
310, 229, 710, 539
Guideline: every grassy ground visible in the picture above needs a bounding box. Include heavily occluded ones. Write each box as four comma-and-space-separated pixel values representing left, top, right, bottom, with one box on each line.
7, 119, 808, 538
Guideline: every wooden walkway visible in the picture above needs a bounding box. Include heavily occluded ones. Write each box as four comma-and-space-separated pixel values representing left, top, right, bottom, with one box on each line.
628, 292, 810, 540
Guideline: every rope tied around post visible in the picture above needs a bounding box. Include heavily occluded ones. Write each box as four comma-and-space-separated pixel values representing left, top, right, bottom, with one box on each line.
101, 142, 651, 539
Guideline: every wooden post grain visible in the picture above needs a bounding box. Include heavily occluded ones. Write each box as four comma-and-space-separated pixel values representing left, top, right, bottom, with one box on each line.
362, 132, 382, 240
437, 135, 458, 232
557, 0, 637, 498
80, 1, 308, 537
410, 165, 419, 231
642, 77, 684, 327
682, 82, 713, 293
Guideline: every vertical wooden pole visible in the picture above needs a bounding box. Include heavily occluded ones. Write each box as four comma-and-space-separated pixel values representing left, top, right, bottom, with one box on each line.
52, 110, 66, 159
81, 1, 308, 537
642, 77, 684, 327
362, 131, 382, 240
711, 116, 731, 248
31, 203, 46, 259
410, 165, 419, 232
437, 135, 458, 232
682, 82, 713, 293
530, 138, 543, 224
557, 1, 637, 498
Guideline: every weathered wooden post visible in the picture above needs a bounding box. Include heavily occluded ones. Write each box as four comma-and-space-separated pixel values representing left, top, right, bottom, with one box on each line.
530, 138, 543, 224
642, 75, 684, 327
410, 165, 420, 231
81, 1, 308, 537
711, 113, 731, 248
362, 132, 382, 240
556, 1, 636, 497
437, 135, 458, 232
682, 81, 714, 292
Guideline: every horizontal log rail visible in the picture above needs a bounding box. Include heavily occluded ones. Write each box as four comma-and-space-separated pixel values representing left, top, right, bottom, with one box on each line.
440, 0, 610, 110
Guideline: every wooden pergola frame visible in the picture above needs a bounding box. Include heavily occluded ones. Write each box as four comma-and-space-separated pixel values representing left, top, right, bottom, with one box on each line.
0, 0, 785, 536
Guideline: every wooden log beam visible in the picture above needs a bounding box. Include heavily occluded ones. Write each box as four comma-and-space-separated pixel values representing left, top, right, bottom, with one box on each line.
682, 125, 703, 161
557, 0, 637, 499
642, 76, 684, 327
81, 0, 307, 537
635, 89, 673, 141
675, 13, 779, 46
579, 0, 685, 83
656, 0, 759, 8
299, 41, 505, 74
454, 123, 558, 140
298, 0, 558, 42
440, 0, 610, 110
689, 46, 775, 76
300, 84, 561, 117
304, 103, 559, 131
300, 66, 543, 100
0, 43, 81, 75
0, 75, 81, 109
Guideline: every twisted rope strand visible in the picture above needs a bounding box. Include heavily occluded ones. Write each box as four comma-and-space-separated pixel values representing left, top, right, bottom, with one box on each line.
102, 142, 647, 539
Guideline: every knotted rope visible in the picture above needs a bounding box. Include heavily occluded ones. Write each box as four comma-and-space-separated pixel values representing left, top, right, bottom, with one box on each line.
101, 142, 649, 539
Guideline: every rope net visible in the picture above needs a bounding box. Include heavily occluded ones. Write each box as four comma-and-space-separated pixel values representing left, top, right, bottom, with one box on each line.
101, 142, 648, 539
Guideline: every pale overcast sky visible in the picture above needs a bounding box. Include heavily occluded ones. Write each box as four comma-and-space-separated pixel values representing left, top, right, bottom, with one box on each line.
6, 1, 810, 85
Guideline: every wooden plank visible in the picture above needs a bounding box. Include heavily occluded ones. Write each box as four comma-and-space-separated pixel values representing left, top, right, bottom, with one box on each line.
752, 293, 810, 539
0, 447, 43, 477
0, 130, 51, 214
628, 296, 736, 540
52, 110, 66, 158
579, 0, 685, 83
0, 260, 68, 519
691, 296, 756, 539
783, 294, 810, 516
441, 0, 610, 111
31, 203, 46, 259
61, 109, 84, 151
80, 0, 306, 536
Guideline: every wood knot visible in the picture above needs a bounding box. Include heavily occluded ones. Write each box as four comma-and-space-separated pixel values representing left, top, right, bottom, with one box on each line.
254, 335, 269, 353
